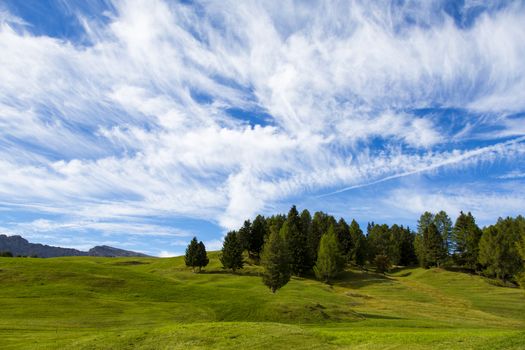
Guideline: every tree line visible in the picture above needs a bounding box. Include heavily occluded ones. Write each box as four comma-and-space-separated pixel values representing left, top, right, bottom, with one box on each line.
185, 206, 525, 293
0, 251, 39, 258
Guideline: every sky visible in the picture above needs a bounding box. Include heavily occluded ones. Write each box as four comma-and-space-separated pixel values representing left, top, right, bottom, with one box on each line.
0, 0, 524, 257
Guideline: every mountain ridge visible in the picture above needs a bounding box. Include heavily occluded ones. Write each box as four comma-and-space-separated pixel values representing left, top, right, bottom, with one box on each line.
0, 234, 149, 258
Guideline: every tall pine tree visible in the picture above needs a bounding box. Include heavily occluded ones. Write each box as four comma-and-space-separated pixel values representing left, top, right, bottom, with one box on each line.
452, 211, 482, 270
300, 209, 313, 268
424, 223, 446, 268
479, 217, 523, 281
185, 237, 200, 272
237, 220, 252, 252
415, 216, 446, 268
399, 226, 417, 266
261, 226, 291, 293
308, 212, 336, 266
314, 224, 342, 283
284, 205, 308, 276
249, 215, 267, 260
265, 214, 286, 241
220, 231, 244, 273
434, 211, 453, 256
348, 219, 367, 266
335, 218, 353, 262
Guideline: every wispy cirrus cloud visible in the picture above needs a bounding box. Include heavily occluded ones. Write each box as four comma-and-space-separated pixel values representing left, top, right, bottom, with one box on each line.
0, 0, 524, 254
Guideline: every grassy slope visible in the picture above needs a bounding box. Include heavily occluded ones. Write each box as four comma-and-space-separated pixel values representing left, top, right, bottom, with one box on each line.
0, 253, 524, 349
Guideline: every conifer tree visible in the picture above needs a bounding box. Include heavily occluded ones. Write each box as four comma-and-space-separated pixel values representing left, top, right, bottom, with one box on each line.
388, 224, 403, 266
374, 254, 391, 274
284, 205, 308, 276
300, 209, 313, 268
452, 211, 482, 270
415, 221, 446, 268
309, 211, 336, 266
196, 241, 209, 272
479, 217, 523, 281
414, 233, 426, 267
261, 226, 291, 293
518, 216, 525, 288
434, 211, 453, 255
237, 220, 252, 252
424, 223, 446, 267
518, 216, 525, 262
314, 225, 342, 283
185, 237, 200, 272
249, 215, 267, 260
367, 223, 391, 263
335, 218, 353, 261
417, 212, 435, 236
415, 212, 448, 268
399, 226, 417, 266
348, 219, 366, 266
220, 231, 244, 273
265, 214, 286, 241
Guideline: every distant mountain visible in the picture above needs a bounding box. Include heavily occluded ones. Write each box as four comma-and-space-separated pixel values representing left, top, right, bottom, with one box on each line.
0, 235, 149, 258
88, 245, 149, 257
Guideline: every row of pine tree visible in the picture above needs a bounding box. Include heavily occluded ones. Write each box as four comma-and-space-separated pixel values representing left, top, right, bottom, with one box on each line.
185, 206, 525, 293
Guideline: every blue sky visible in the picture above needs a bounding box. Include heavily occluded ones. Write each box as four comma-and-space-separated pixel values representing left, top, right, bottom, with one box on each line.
0, 0, 524, 256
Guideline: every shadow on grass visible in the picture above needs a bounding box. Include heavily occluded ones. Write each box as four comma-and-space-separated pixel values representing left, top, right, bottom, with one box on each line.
388, 266, 416, 275
199, 269, 262, 277
112, 260, 150, 266
359, 313, 404, 320
334, 270, 395, 289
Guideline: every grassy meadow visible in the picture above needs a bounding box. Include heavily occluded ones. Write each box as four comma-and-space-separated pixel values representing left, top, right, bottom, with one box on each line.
1, 252, 524, 349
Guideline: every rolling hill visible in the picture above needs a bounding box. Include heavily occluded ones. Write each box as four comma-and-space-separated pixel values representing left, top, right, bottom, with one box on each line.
1, 252, 524, 349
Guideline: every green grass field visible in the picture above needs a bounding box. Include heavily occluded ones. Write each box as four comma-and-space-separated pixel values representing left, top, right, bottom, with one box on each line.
1, 253, 524, 349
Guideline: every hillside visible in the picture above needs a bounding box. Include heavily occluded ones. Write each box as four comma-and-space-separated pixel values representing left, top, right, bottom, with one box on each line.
0, 235, 148, 258
1, 252, 524, 349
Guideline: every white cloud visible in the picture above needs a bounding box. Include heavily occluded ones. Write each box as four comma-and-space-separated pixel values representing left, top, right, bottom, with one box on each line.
0, 0, 524, 237
384, 185, 525, 225
496, 170, 525, 180
158, 250, 182, 258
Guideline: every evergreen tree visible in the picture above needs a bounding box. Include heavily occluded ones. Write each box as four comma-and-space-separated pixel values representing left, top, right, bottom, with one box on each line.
518, 216, 525, 288
335, 218, 353, 261
185, 237, 200, 272
220, 231, 244, 272
308, 211, 336, 266
196, 241, 209, 272
434, 211, 453, 255
261, 225, 291, 293
398, 226, 417, 266
265, 214, 286, 240
518, 216, 525, 263
348, 219, 367, 266
479, 217, 523, 281
284, 205, 308, 276
417, 212, 435, 236
249, 215, 267, 260
452, 211, 482, 270
424, 223, 446, 267
374, 254, 391, 274
388, 224, 404, 266
416, 212, 448, 268
367, 223, 391, 262
300, 209, 313, 268
237, 220, 252, 252
414, 233, 425, 268
300, 209, 312, 235
314, 225, 342, 283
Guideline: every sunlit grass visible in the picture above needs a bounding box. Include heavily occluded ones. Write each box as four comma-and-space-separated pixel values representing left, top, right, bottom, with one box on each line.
1, 253, 524, 349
